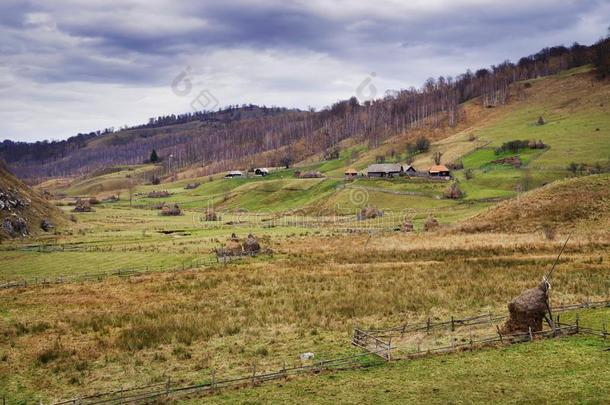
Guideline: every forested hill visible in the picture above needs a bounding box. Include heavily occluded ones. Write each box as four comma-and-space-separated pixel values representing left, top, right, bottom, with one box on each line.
2, 38, 609, 181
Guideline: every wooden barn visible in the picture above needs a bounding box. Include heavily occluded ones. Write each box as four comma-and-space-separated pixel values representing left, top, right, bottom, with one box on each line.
254, 168, 269, 176
225, 170, 244, 178
367, 163, 403, 178
428, 165, 450, 177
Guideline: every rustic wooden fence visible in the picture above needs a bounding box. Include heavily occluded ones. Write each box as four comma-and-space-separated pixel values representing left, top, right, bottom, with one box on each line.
0, 252, 265, 290
43, 301, 609, 405
49, 350, 387, 405
351, 300, 609, 359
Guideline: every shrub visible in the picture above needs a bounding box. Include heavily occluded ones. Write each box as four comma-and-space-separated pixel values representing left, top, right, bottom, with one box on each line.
464, 168, 474, 180
151, 176, 161, 185
415, 136, 430, 153
495, 140, 530, 154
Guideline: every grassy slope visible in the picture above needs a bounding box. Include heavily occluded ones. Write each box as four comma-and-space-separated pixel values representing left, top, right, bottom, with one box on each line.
462, 173, 610, 232
38, 67, 609, 218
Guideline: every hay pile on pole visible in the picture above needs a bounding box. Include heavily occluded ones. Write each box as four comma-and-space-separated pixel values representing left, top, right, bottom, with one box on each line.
500, 234, 570, 334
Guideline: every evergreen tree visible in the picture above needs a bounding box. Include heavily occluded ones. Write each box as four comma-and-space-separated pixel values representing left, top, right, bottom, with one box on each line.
150, 149, 159, 163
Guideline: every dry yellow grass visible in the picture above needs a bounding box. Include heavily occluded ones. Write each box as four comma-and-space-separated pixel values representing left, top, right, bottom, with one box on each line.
461, 174, 610, 232
0, 228, 608, 402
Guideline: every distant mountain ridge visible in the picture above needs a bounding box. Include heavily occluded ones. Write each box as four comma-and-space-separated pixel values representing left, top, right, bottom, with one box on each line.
2, 38, 609, 181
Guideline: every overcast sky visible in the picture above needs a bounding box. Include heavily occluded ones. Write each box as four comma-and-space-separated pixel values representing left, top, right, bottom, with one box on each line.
1, 0, 608, 142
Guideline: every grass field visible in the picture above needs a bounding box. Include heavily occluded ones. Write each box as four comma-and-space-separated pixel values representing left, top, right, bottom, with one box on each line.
202, 335, 609, 404
1, 67, 609, 404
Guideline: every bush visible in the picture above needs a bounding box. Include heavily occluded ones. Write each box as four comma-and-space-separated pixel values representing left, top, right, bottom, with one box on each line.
151, 176, 161, 185
464, 168, 474, 180
495, 140, 530, 154
415, 136, 430, 153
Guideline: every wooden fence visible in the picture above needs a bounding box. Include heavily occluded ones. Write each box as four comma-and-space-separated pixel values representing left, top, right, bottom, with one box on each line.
0, 252, 262, 290
45, 301, 609, 405
49, 350, 387, 405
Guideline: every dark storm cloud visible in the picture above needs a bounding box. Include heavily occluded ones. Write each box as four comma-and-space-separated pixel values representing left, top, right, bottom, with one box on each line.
0, 0, 608, 141
1, 0, 606, 84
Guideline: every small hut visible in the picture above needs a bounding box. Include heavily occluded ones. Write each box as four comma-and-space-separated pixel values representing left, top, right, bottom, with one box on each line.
344, 168, 358, 179
225, 170, 243, 178
428, 165, 450, 177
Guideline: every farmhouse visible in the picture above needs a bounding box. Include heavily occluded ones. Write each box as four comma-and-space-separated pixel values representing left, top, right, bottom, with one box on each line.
254, 168, 269, 176
344, 168, 358, 178
367, 163, 403, 178
428, 164, 451, 177
403, 165, 417, 174
225, 170, 243, 178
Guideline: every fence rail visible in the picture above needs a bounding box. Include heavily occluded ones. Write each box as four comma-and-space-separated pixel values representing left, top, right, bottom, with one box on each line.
44, 300, 609, 405
0, 254, 257, 291
358, 300, 610, 338
50, 349, 388, 405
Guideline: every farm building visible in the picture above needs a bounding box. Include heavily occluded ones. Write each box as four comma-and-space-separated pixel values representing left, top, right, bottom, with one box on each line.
344, 168, 358, 178
403, 165, 417, 174
225, 170, 244, 178
367, 163, 403, 178
254, 168, 269, 176
428, 165, 450, 177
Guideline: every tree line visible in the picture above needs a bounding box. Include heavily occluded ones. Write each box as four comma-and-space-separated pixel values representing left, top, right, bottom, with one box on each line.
2, 36, 609, 181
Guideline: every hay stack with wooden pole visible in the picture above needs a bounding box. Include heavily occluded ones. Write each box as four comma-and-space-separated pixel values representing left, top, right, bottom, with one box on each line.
500, 235, 570, 334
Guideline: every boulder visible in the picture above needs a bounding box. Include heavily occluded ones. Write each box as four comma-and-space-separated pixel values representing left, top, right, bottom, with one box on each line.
41, 219, 53, 232
2, 216, 28, 237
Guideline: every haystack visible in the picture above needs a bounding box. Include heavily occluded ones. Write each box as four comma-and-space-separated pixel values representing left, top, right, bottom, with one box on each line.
147, 190, 171, 198
243, 234, 261, 254
501, 281, 549, 334
358, 206, 383, 220
73, 198, 94, 212
160, 203, 181, 216
402, 219, 414, 232
443, 182, 463, 199
423, 215, 439, 231
184, 182, 200, 190
204, 209, 218, 221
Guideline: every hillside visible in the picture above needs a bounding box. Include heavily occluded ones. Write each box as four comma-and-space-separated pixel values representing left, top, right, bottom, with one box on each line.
3, 40, 609, 183
0, 165, 65, 240
460, 173, 610, 233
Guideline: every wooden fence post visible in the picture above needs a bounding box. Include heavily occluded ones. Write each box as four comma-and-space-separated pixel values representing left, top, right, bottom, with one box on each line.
426, 317, 431, 333
451, 316, 455, 332
251, 364, 256, 386
575, 314, 579, 334
211, 370, 216, 393
528, 327, 533, 341
166, 376, 171, 398
496, 325, 503, 343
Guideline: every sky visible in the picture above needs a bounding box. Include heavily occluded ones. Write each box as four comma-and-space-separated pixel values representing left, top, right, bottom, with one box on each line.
1, 0, 609, 142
